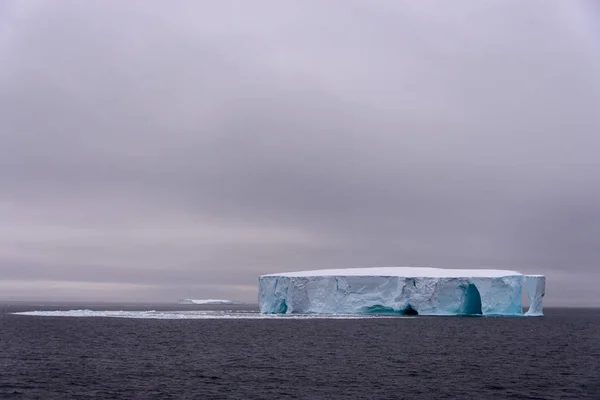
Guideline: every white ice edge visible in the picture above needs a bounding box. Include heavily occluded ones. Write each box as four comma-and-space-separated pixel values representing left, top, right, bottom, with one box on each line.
12, 310, 412, 320
262, 267, 523, 278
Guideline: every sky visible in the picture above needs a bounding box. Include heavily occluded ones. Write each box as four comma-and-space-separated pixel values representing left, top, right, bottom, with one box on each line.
1, 1, 599, 305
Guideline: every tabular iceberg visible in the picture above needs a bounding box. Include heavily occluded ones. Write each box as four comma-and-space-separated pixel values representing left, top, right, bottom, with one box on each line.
258, 267, 546, 316
177, 299, 246, 305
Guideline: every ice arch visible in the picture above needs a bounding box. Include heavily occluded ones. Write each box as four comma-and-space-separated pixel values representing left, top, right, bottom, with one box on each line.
461, 284, 483, 315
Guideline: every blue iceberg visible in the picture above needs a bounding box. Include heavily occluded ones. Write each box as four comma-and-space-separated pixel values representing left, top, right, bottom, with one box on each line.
258, 267, 545, 316
524, 275, 546, 316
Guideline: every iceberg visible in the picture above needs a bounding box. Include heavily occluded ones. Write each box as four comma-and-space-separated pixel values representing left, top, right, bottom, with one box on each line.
524, 275, 546, 316
258, 267, 545, 316
177, 299, 246, 305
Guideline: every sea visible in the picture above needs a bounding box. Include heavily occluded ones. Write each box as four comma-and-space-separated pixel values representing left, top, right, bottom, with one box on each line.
1, 303, 599, 400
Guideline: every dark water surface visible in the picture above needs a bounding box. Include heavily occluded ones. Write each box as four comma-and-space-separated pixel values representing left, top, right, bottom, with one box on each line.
1, 303, 599, 399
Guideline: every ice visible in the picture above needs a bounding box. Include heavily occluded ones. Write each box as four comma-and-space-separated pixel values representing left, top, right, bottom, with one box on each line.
177, 299, 246, 305
524, 275, 546, 316
12, 310, 403, 320
259, 267, 545, 316
267, 267, 521, 278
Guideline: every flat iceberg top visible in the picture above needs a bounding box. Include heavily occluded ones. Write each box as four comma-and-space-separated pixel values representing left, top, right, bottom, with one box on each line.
262, 267, 522, 278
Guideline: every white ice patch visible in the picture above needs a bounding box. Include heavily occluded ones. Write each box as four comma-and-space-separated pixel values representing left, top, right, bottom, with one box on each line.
264, 267, 522, 278
177, 299, 246, 305
12, 310, 408, 320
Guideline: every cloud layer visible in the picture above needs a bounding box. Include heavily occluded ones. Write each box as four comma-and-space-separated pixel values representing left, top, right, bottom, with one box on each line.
1, 1, 599, 304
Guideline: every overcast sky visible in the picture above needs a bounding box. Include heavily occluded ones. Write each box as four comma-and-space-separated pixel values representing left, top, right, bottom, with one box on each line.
1, 1, 599, 305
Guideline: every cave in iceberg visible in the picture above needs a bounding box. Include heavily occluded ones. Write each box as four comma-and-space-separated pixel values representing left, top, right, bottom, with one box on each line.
258, 267, 546, 317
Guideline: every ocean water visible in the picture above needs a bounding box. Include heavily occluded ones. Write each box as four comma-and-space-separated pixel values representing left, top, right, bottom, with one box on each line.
1, 303, 599, 400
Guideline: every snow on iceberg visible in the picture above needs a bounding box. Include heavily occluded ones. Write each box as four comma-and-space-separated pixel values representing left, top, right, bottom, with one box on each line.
258, 267, 545, 317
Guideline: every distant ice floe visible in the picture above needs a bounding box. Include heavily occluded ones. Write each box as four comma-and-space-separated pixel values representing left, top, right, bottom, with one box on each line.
12, 310, 408, 320
177, 299, 247, 305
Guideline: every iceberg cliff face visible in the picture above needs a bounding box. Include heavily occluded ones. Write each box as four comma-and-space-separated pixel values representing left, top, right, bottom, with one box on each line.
258, 267, 544, 316
524, 275, 546, 316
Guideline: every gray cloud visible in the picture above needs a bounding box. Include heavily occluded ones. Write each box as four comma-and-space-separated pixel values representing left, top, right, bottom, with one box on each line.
1, 0, 599, 305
